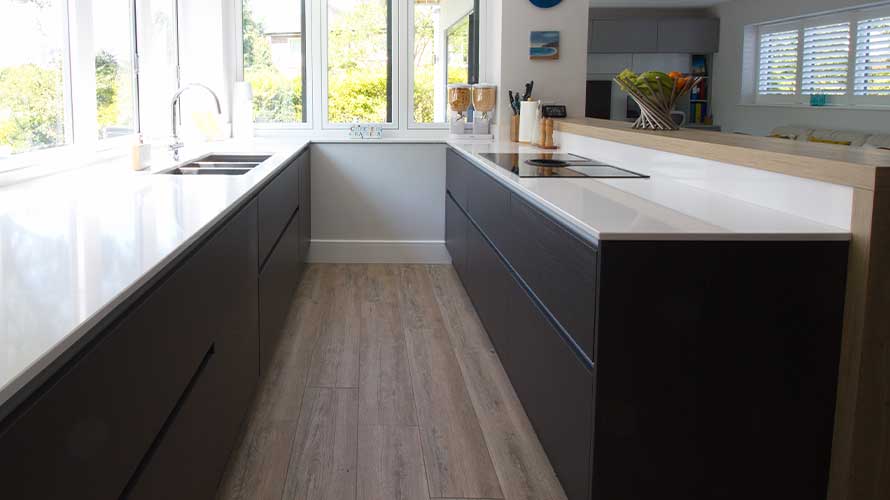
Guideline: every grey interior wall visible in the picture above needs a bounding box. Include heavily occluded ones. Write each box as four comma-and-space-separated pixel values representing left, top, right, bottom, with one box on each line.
709, 0, 890, 136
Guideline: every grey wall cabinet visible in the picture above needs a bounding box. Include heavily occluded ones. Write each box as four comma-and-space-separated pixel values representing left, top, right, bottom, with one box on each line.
589, 18, 658, 53
588, 17, 719, 54
656, 18, 719, 53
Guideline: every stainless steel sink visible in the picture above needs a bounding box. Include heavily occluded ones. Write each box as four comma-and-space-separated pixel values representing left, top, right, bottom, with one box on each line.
159, 154, 272, 175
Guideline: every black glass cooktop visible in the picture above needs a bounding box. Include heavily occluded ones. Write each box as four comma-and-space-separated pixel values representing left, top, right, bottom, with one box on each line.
478, 152, 649, 179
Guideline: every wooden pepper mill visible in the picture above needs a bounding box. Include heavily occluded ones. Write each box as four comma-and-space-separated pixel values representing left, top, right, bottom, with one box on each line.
536, 118, 556, 149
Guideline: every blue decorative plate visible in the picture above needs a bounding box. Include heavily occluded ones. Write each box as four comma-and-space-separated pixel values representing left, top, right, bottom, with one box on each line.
530, 0, 561, 7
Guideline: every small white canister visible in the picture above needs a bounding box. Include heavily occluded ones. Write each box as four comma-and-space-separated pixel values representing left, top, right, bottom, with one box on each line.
518, 100, 540, 143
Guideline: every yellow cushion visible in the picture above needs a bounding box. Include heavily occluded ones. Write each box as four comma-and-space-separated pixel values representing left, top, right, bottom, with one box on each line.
808, 137, 852, 146
769, 133, 796, 140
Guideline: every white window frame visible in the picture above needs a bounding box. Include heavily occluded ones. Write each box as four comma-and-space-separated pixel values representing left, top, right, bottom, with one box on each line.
406, 1, 450, 129
236, 0, 313, 130
321, 0, 399, 129
753, 4, 890, 107
0, 0, 140, 174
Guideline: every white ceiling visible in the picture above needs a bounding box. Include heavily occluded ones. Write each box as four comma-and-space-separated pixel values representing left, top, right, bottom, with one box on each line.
589, 0, 727, 7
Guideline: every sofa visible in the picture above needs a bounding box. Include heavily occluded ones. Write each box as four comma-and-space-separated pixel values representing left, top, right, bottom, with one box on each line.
768, 125, 890, 150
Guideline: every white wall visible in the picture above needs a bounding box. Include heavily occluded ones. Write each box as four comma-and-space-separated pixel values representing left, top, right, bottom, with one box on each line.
496, 0, 589, 139
710, 0, 890, 135
307, 143, 450, 263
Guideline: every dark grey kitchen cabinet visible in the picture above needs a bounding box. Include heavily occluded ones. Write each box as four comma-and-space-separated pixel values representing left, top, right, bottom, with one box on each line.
507, 195, 597, 361
443, 147, 849, 500
124, 200, 259, 500
445, 193, 468, 280
0, 198, 259, 500
258, 152, 302, 266
656, 18, 719, 53
298, 148, 312, 273
466, 161, 511, 252
588, 18, 658, 53
446, 147, 470, 210
464, 219, 511, 359
259, 206, 302, 374
506, 272, 593, 500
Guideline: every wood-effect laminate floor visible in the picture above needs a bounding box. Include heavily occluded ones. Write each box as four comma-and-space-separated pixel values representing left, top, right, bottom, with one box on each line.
217, 264, 567, 500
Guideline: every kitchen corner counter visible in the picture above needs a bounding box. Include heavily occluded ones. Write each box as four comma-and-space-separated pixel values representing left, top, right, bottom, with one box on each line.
0, 141, 308, 412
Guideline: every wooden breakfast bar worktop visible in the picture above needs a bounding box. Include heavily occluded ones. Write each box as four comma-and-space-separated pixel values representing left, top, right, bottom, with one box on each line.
555, 117, 890, 500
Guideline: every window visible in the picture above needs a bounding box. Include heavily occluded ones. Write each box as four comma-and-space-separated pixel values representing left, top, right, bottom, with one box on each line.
754, 6, 890, 106
410, 0, 477, 125
855, 15, 890, 96
757, 29, 799, 96
94, 0, 138, 139
802, 23, 850, 96
136, 0, 180, 140
241, 0, 307, 124
0, 0, 69, 157
326, 0, 393, 124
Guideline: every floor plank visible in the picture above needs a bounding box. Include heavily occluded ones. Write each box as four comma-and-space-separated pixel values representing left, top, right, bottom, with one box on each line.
282, 387, 359, 500
357, 425, 429, 500
308, 265, 362, 388
398, 265, 503, 499
358, 299, 418, 426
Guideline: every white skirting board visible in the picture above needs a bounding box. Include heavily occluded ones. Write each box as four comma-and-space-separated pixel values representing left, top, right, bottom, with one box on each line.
306, 240, 452, 264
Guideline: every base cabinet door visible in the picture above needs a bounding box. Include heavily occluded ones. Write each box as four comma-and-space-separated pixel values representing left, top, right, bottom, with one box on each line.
258, 209, 302, 374
506, 275, 593, 500
298, 150, 311, 270
445, 194, 468, 281
465, 222, 510, 358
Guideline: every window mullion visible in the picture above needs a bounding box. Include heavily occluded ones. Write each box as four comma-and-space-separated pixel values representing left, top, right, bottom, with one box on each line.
66, 0, 98, 148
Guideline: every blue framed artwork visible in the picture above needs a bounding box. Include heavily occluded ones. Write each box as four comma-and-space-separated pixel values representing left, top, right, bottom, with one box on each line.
530, 31, 559, 60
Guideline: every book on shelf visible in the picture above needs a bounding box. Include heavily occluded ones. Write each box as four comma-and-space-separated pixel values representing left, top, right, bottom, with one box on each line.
691, 54, 707, 76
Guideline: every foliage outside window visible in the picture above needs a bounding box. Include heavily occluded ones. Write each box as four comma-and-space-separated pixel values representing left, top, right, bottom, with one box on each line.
94, 0, 137, 139
327, 0, 392, 124
0, 0, 67, 157
242, 0, 306, 123
412, 0, 472, 124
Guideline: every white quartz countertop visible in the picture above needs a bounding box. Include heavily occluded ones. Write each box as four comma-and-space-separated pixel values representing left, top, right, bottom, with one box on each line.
0, 135, 851, 412
447, 140, 852, 243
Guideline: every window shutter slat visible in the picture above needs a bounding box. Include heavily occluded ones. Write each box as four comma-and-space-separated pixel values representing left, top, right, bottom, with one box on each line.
802, 23, 850, 95
758, 29, 799, 95
855, 16, 890, 96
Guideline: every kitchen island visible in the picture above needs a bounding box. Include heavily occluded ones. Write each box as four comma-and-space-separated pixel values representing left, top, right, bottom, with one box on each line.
553, 118, 890, 500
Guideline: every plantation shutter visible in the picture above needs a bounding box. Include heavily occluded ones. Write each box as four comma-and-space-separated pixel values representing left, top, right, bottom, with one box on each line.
802, 23, 850, 95
758, 29, 800, 95
855, 16, 890, 96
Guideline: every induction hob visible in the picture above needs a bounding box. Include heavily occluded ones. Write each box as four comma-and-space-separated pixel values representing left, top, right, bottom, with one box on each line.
478, 152, 649, 179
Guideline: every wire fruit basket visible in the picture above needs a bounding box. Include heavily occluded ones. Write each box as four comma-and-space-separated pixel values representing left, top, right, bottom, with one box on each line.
613, 69, 702, 131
